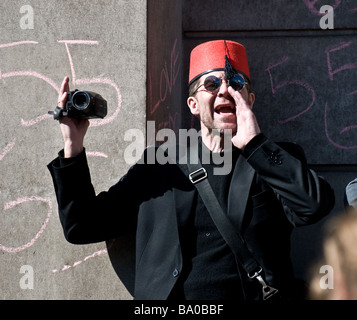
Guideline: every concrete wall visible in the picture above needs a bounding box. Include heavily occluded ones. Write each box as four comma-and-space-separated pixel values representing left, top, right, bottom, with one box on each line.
0, 0, 146, 299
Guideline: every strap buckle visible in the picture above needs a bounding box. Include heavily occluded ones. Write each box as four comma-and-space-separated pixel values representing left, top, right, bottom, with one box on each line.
248, 267, 279, 300
189, 168, 207, 184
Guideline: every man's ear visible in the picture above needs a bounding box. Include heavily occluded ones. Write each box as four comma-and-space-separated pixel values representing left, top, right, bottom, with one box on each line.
248, 92, 255, 109
187, 96, 200, 116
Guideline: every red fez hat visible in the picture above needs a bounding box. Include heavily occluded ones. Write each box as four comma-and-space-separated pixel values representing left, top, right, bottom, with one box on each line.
188, 40, 250, 85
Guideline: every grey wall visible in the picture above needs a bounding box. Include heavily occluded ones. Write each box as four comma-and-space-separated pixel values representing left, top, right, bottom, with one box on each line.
106, 0, 184, 299
0, 0, 146, 299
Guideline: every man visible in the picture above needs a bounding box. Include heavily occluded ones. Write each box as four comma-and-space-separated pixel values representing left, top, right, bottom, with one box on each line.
48, 40, 334, 300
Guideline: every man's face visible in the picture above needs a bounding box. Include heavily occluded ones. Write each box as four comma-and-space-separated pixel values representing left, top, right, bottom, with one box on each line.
187, 71, 253, 135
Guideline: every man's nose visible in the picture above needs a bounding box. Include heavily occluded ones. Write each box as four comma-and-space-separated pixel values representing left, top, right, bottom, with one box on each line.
217, 79, 229, 96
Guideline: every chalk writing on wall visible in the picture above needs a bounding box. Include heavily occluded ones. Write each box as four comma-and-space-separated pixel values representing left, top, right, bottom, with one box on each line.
0, 40, 122, 272
0, 197, 52, 253
148, 38, 181, 140
266, 55, 316, 124
302, 0, 342, 16
265, 40, 357, 151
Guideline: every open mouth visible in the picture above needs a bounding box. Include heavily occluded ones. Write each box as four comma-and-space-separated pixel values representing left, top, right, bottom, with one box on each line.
215, 105, 236, 114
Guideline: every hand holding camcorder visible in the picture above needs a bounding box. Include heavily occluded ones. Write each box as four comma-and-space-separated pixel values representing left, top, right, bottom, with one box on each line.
49, 89, 107, 120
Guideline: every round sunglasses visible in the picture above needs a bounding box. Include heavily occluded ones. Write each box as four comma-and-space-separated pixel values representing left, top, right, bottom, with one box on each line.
193, 74, 247, 94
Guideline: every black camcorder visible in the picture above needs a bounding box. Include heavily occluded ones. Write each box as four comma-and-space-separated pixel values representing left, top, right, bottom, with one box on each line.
49, 90, 107, 120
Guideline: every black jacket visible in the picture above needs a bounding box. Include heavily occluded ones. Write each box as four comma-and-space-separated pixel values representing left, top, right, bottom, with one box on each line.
47, 134, 334, 299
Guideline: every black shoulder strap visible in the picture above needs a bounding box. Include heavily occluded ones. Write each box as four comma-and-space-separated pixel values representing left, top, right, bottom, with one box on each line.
178, 150, 279, 300
187, 162, 260, 274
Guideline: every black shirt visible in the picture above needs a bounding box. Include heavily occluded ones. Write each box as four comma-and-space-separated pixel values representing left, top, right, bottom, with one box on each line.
170, 141, 244, 300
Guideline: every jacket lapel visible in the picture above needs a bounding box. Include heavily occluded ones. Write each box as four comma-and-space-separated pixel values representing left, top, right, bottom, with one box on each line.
227, 155, 255, 232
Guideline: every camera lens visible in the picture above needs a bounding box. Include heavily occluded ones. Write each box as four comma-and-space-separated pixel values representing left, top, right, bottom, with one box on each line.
72, 91, 90, 110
